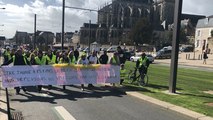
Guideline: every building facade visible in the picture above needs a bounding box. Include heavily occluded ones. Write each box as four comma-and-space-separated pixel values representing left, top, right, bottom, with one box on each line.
195, 17, 213, 52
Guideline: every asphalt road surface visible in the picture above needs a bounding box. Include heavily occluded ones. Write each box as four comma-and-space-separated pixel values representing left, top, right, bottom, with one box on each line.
8, 85, 193, 120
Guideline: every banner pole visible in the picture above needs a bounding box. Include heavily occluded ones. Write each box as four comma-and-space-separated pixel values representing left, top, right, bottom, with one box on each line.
6, 88, 12, 120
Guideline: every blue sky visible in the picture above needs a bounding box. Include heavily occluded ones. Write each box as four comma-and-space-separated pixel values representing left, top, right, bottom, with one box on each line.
0, 0, 213, 38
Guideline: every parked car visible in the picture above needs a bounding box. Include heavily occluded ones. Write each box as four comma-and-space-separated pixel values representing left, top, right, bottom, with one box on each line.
180, 46, 194, 52
155, 49, 172, 59
124, 51, 133, 60
130, 54, 154, 63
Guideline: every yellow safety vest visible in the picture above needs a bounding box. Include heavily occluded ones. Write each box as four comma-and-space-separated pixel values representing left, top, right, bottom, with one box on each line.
35, 56, 47, 65
59, 57, 70, 64
4, 50, 11, 60
69, 56, 76, 64
139, 57, 148, 67
46, 55, 56, 64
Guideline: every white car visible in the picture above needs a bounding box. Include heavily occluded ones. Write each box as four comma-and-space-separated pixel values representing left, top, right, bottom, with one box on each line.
130, 54, 154, 63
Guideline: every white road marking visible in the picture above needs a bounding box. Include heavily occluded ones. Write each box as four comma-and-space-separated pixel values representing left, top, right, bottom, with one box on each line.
54, 106, 76, 120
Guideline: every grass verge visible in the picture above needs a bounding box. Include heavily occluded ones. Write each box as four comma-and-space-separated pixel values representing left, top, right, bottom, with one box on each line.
123, 61, 213, 117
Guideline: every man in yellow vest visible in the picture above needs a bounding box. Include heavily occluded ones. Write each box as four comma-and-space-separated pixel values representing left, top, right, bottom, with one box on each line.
46, 49, 57, 64
136, 53, 150, 84
35, 50, 48, 92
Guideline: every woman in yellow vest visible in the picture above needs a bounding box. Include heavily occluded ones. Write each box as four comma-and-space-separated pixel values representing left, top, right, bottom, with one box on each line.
109, 52, 120, 65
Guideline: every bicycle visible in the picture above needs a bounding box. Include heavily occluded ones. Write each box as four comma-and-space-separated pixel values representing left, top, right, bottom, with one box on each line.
128, 67, 148, 86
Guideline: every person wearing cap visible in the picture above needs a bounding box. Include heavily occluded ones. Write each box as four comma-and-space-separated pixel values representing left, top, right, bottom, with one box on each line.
3, 47, 11, 64
1, 49, 30, 94
77, 53, 89, 91
136, 53, 150, 83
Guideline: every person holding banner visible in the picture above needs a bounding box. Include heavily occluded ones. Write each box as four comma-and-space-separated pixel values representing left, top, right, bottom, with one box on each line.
68, 51, 76, 64
58, 51, 70, 90
77, 53, 89, 91
110, 52, 120, 65
35, 50, 48, 92
1, 49, 30, 94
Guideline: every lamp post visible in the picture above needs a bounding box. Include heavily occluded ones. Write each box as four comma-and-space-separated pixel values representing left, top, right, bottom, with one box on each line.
61, 0, 65, 50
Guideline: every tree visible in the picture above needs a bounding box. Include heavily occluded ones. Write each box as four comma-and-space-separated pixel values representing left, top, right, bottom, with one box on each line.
179, 28, 188, 44
211, 30, 213, 37
129, 18, 153, 45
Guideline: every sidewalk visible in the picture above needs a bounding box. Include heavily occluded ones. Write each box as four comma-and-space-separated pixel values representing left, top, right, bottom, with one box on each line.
0, 79, 8, 120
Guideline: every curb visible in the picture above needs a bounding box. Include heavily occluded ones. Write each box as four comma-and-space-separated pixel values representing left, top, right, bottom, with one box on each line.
0, 80, 8, 120
117, 87, 213, 120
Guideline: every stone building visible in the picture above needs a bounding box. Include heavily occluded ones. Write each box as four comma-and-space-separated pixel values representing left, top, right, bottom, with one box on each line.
80, 0, 153, 45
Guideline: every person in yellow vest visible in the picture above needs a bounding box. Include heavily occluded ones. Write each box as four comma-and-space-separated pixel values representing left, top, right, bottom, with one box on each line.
68, 51, 76, 64
1, 49, 30, 94
58, 52, 70, 90
77, 53, 89, 91
35, 50, 48, 92
136, 53, 150, 84
120, 64, 126, 85
3, 47, 11, 64
46, 49, 57, 64
109, 52, 120, 65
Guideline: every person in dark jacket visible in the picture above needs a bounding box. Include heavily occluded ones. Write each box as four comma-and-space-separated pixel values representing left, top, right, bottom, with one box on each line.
74, 49, 79, 61
2, 49, 30, 94
117, 46, 126, 65
99, 50, 109, 64
203, 52, 208, 64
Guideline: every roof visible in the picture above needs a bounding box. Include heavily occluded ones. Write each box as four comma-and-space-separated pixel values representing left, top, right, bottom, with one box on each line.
196, 18, 213, 28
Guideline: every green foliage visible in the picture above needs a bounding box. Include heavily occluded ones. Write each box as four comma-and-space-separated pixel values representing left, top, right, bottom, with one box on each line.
124, 61, 213, 117
179, 28, 188, 44
129, 18, 153, 45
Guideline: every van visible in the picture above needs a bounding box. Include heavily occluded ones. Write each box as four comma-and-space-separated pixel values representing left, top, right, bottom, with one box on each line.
155, 49, 172, 59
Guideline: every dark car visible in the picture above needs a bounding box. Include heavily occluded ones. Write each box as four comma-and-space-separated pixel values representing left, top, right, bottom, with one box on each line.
155, 50, 172, 59
180, 46, 194, 52
124, 51, 135, 60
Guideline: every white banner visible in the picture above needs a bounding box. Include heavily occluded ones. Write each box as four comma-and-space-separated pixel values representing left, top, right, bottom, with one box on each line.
1, 64, 120, 88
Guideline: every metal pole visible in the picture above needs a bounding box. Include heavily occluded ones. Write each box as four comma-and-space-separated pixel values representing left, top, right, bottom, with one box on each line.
169, 0, 183, 93
88, 20, 91, 53
6, 88, 12, 120
34, 14, 37, 49
61, 0, 65, 50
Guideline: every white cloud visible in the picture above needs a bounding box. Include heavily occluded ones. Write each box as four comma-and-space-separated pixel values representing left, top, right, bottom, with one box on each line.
0, 0, 111, 38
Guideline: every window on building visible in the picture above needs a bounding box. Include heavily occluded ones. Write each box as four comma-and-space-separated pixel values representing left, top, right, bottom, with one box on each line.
196, 40, 199, 47
197, 30, 201, 36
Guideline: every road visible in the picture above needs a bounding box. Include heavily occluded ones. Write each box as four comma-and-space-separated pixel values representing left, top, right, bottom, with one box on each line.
8, 85, 193, 120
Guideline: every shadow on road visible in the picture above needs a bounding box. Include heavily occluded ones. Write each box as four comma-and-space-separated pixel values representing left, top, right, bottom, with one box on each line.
10, 85, 127, 104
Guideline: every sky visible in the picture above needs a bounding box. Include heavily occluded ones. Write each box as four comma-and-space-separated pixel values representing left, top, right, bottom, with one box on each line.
0, 0, 213, 38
